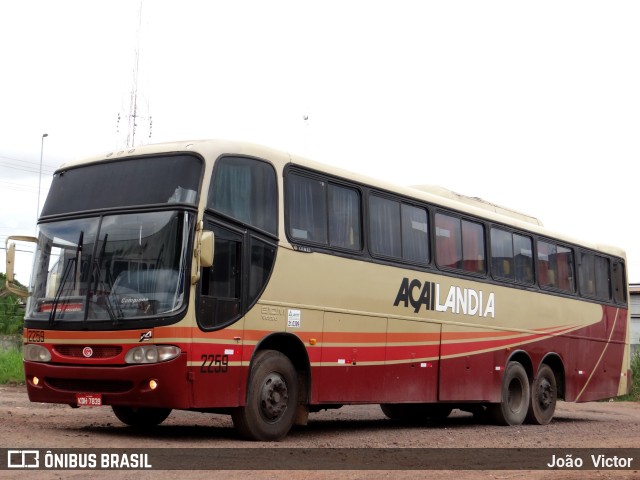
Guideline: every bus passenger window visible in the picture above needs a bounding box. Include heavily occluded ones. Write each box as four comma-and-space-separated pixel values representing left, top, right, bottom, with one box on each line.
579, 252, 611, 301
435, 213, 462, 270
594, 255, 611, 300
369, 195, 401, 258
436, 213, 485, 274
287, 174, 328, 244
491, 228, 533, 284
462, 219, 485, 273
329, 184, 361, 250
612, 261, 627, 304
578, 252, 596, 296
209, 157, 277, 235
491, 228, 514, 280
538, 241, 575, 293
513, 233, 534, 284
401, 204, 429, 264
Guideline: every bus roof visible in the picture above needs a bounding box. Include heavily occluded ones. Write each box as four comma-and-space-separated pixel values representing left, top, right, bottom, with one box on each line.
57, 139, 626, 260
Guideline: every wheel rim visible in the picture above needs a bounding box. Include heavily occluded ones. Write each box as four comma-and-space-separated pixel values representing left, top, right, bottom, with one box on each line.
537, 377, 554, 411
259, 372, 289, 422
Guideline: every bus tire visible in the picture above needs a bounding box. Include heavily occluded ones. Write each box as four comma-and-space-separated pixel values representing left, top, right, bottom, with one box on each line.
111, 406, 172, 427
526, 364, 557, 425
489, 361, 530, 426
232, 350, 298, 441
380, 403, 452, 423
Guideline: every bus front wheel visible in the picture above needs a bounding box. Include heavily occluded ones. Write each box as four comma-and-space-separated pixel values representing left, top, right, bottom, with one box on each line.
111, 406, 172, 427
489, 361, 530, 426
232, 350, 299, 441
526, 364, 557, 425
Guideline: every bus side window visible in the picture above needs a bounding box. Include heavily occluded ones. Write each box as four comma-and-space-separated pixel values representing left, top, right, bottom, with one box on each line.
435, 213, 462, 269
401, 204, 429, 264
513, 233, 534, 284
461, 219, 485, 274
491, 228, 514, 280
369, 195, 401, 258
436, 213, 485, 274
198, 224, 243, 329
538, 240, 575, 293
612, 261, 627, 304
288, 174, 328, 244
579, 252, 596, 296
580, 252, 611, 301
329, 184, 361, 251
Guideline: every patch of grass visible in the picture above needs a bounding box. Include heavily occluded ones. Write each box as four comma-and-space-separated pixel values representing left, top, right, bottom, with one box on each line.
616, 351, 640, 402
0, 348, 24, 385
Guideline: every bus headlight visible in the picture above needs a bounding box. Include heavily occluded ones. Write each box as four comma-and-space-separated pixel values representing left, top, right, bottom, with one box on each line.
24, 344, 52, 363
125, 345, 181, 364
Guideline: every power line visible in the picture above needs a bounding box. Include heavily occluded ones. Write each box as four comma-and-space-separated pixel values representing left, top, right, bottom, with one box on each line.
0, 160, 56, 176
0, 154, 58, 169
0, 180, 39, 193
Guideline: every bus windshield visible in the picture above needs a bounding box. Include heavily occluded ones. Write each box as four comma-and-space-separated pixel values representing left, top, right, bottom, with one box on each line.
27, 210, 193, 325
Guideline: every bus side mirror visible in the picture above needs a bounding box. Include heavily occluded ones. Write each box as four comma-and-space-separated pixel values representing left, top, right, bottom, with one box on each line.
4, 236, 37, 298
200, 231, 214, 268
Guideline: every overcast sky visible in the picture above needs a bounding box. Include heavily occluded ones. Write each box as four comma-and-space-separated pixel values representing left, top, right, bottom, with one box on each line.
1, 1, 639, 285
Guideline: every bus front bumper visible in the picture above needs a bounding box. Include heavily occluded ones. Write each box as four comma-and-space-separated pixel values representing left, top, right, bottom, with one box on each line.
24, 354, 190, 409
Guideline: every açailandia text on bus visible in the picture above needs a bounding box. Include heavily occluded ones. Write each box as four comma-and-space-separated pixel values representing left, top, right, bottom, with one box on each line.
393, 277, 496, 318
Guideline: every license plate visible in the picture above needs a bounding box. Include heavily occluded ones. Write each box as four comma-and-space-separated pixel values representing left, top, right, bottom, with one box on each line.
76, 393, 102, 407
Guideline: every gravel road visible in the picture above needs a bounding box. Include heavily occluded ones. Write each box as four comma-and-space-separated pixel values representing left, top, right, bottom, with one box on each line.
1, 385, 638, 480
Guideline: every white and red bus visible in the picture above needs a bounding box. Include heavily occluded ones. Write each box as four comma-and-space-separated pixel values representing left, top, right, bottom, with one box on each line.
6, 139, 631, 440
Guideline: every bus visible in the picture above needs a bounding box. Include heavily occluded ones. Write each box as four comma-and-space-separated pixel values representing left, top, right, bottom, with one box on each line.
5, 139, 631, 440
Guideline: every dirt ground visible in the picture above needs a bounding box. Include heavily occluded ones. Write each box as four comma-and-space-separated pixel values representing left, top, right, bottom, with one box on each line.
0, 385, 639, 480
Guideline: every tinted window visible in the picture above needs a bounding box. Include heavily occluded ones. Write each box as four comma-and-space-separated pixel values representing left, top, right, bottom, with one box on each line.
249, 237, 276, 303
491, 228, 533, 284
513, 234, 534, 283
613, 261, 627, 304
209, 157, 278, 235
436, 213, 485, 274
43, 155, 202, 216
435, 213, 461, 269
369, 195, 401, 258
199, 224, 243, 328
537, 241, 575, 292
329, 184, 361, 250
288, 174, 328, 244
579, 252, 611, 301
401, 204, 429, 264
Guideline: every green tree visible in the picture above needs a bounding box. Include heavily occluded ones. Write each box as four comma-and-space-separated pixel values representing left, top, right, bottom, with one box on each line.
0, 273, 25, 335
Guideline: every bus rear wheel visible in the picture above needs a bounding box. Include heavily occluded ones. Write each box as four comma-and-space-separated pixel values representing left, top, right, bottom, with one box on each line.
232, 350, 299, 441
380, 403, 452, 423
526, 364, 557, 425
489, 361, 530, 426
111, 406, 172, 427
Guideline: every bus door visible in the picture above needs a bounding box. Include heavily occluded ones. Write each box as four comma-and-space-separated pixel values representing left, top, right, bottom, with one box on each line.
193, 221, 247, 408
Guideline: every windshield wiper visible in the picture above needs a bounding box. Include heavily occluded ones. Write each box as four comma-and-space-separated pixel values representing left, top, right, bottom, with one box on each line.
49, 231, 83, 325
88, 233, 124, 325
